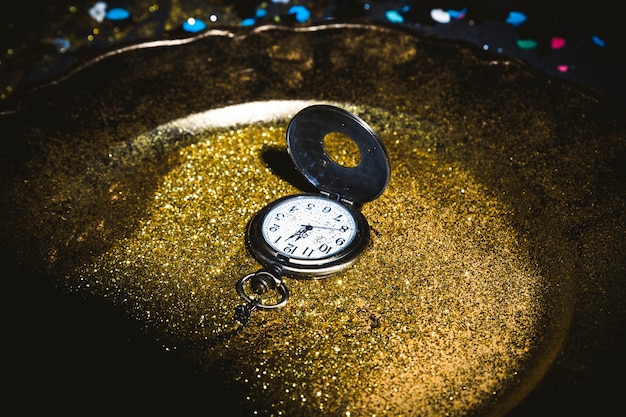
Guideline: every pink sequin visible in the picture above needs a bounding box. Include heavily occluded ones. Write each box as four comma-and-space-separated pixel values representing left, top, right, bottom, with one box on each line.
551, 37, 566, 49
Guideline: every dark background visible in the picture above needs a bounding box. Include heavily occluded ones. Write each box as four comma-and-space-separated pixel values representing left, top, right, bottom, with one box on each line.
2, 1, 624, 415
1, 0, 625, 108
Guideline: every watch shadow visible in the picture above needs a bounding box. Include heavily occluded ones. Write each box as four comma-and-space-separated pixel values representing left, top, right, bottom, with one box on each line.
261, 146, 317, 193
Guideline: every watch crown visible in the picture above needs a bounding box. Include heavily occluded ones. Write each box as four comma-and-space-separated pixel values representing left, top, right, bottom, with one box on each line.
250, 268, 282, 295
251, 274, 274, 294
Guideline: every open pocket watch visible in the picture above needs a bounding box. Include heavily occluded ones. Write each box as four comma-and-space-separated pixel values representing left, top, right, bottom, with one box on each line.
235, 104, 390, 322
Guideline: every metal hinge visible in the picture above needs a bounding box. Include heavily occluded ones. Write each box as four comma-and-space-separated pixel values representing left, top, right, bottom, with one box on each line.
320, 190, 354, 206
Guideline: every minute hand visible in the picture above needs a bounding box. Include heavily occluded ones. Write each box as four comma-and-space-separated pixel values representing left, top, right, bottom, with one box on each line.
301, 224, 346, 231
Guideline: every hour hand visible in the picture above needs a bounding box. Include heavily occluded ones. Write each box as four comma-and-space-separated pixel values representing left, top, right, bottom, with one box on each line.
286, 225, 311, 241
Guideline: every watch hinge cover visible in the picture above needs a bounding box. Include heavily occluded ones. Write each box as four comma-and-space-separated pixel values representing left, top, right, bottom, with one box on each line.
320, 190, 354, 206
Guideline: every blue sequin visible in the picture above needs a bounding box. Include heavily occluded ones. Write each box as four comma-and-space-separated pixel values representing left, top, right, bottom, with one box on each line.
591, 35, 606, 47
106, 7, 130, 21
182, 18, 206, 33
448, 8, 467, 19
241, 18, 255, 27
289, 5, 311, 23
506, 11, 527, 27
385, 10, 404, 23
51, 38, 70, 53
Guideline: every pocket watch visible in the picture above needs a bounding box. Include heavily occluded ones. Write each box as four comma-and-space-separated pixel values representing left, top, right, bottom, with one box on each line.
235, 104, 390, 322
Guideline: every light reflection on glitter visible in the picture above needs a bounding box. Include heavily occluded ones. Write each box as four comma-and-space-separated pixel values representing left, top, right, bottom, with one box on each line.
56, 100, 555, 415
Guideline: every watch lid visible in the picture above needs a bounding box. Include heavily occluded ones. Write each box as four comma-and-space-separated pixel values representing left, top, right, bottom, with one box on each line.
286, 105, 390, 205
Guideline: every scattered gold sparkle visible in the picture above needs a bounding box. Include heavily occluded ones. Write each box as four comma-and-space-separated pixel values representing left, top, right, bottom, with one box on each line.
32, 103, 552, 416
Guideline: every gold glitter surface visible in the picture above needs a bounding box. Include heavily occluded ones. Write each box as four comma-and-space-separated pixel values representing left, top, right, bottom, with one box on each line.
3, 25, 624, 417
55, 102, 548, 416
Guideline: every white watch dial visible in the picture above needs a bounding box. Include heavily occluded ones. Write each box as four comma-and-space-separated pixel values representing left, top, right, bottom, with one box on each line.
261, 195, 358, 260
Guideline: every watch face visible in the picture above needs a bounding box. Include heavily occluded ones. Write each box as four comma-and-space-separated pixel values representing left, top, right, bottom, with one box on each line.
261, 195, 358, 260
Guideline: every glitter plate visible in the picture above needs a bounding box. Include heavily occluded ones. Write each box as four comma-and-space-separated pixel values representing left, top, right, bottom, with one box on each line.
2, 24, 625, 415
